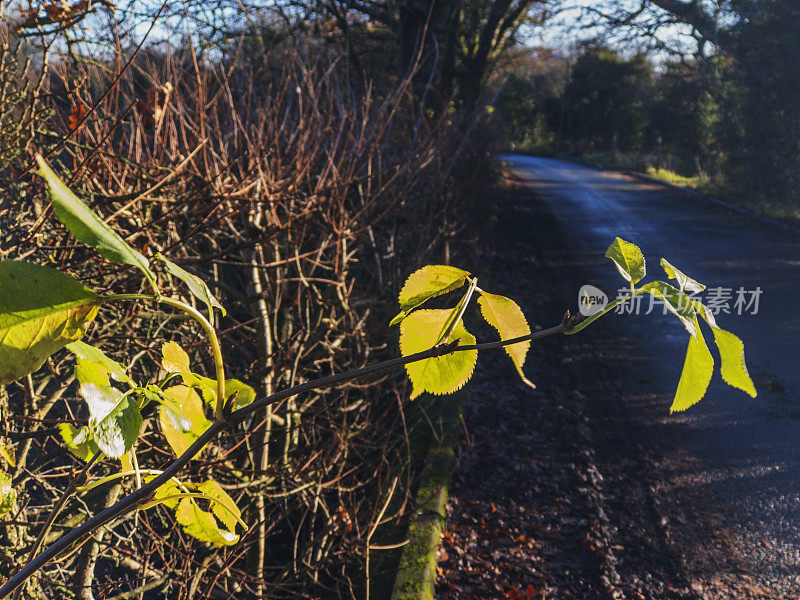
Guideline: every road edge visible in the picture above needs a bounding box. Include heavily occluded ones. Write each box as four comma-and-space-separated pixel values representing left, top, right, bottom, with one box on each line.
390, 393, 462, 600
500, 152, 800, 239
622, 168, 800, 238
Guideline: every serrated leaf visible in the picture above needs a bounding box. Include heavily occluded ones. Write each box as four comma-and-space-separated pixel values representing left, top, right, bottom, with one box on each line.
175, 497, 239, 546
390, 265, 470, 326
75, 359, 111, 388
660, 258, 705, 293
182, 374, 255, 412
671, 317, 714, 412
162, 341, 190, 373
58, 423, 101, 462
478, 292, 533, 386
153, 477, 182, 510
67, 340, 133, 385
195, 480, 242, 532
158, 385, 212, 457
606, 238, 646, 285
151, 477, 243, 542
84, 388, 142, 458
0, 472, 16, 516
0, 261, 99, 385
156, 254, 225, 318
36, 154, 156, 288
711, 328, 757, 397
0, 442, 14, 468
694, 307, 756, 397
399, 309, 477, 399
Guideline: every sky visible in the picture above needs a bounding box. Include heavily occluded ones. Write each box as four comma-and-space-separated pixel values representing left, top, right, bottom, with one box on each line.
523, 1, 699, 60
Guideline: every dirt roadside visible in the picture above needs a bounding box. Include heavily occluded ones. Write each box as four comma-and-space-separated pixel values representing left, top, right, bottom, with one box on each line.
434, 174, 776, 600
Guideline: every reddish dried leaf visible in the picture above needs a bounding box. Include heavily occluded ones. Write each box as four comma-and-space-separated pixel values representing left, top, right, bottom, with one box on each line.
135, 100, 155, 118
525, 584, 538, 599
45, 4, 67, 19
68, 103, 88, 131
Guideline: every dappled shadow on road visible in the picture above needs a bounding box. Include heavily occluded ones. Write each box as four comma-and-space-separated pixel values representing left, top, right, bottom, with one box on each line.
436, 173, 798, 599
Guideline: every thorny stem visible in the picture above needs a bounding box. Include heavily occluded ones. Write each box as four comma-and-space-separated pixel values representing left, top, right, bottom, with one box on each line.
0, 322, 567, 598
101, 294, 227, 421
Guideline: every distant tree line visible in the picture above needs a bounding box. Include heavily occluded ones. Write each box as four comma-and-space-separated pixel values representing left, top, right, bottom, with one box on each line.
493, 0, 800, 209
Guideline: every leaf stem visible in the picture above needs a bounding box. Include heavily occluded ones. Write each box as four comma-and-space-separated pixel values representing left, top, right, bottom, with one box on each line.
75, 469, 169, 494
100, 294, 226, 421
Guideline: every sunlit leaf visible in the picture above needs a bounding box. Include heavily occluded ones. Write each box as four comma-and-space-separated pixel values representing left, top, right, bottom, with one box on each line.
711, 327, 757, 397
81, 384, 142, 458
605, 237, 646, 285
660, 258, 705, 293
162, 341, 190, 373
36, 154, 156, 287
399, 309, 477, 399
0, 472, 15, 516
153, 477, 182, 510
156, 254, 225, 318
195, 480, 242, 532
175, 497, 239, 546
390, 265, 470, 326
58, 423, 100, 462
694, 305, 756, 397
158, 385, 212, 457
0, 442, 14, 468
478, 291, 533, 387
0, 261, 99, 385
121, 452, 134, 473
182, 373, 255, 412
671, 317, 714, 412
67, 340, 133, 385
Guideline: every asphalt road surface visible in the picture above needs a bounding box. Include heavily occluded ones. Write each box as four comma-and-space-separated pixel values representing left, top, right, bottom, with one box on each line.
502, 154, 800, 598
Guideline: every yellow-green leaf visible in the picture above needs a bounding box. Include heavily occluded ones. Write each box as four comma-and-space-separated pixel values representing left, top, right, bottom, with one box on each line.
162, 341, 190, 373
36, 155, 156, 287
0, 472, 15, 516
67, 340, 133, 385
640, 281, 697, 335
711, 327, 756, 397
81, 384, 142, 458
158, 385, 212, 457
399, 309, 477, 399
605, 237, 646, 285
0, 442, 14, 468
156, 254, 225, 318
175, 497, 239, 546
391, 265, 470, 326
153, 477, 182, 510
195, 480, 242, 532
0, 261, 99, 385
478, 292, 533, 387
58, 423, 101, 462
182, 373, 255, 412
671, 317, 714, 412
660, 258, 705, 293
